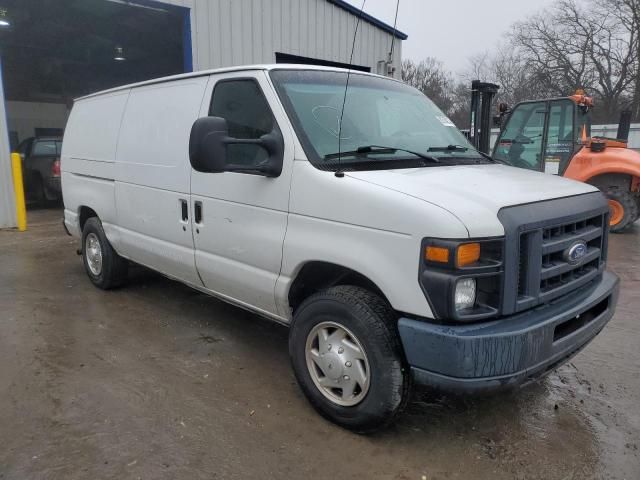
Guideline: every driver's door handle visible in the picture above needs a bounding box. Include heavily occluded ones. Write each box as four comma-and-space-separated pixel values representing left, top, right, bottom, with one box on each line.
194, 201, 203, 225
179, 199, 188, 221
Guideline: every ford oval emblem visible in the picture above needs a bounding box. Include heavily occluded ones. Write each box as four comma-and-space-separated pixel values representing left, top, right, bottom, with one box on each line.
563, 241, 588, 265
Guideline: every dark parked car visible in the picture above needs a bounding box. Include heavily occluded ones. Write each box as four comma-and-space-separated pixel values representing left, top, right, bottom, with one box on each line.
15, 137, 63, 202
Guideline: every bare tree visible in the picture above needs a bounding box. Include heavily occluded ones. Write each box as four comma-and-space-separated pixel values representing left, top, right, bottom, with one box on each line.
401, 58, 456, 113
603, 0, 640, 120
510, 0, 637, 122
401, 58, 472, 128
402, 0, 639, 127
462, 45, 553, 107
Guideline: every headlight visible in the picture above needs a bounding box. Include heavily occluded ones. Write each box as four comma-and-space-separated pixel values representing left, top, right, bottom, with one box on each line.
455, 278, 476, 311
419, 237, 504, 322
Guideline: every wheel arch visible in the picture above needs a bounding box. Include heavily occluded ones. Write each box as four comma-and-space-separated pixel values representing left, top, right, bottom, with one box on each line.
78, 205, 99, 231
287, 261, 391, 314
585, 171, 639, 192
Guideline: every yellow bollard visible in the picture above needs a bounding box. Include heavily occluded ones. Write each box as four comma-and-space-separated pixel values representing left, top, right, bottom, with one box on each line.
10, 152, 27, 231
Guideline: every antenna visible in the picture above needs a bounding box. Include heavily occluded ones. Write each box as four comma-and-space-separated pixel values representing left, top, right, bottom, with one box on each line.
336, 0, 367, 177
387, 0, 400, 76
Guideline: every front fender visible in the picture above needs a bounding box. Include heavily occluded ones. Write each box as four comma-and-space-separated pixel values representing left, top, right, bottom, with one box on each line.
564, 148, 640, 190
275, 215, 433, 321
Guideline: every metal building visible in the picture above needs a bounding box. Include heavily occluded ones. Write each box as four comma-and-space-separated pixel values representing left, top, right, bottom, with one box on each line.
165, 0, 405, 75
0, 0, 407, 228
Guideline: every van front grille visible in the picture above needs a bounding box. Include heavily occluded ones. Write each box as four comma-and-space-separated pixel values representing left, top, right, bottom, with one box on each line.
515, 212, 606, 311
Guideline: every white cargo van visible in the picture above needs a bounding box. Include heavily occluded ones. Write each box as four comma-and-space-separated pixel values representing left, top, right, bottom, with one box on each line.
62, 65, 619, 432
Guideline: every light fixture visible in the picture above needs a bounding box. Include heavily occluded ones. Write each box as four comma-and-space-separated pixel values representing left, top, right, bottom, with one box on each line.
454, 278, 477, 311
114, 46, 126, 61
0, 8, 10, 27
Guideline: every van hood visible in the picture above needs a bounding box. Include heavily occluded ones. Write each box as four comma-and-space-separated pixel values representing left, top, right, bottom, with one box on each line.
346, 164, 598, 237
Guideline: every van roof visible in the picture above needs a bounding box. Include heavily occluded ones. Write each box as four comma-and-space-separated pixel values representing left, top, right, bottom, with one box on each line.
75, 64, 398, 101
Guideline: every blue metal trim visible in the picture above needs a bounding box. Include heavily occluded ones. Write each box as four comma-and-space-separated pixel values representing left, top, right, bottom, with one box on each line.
0, 56, 10, 145
327, 0, 408, 40
182, 8, 193, 72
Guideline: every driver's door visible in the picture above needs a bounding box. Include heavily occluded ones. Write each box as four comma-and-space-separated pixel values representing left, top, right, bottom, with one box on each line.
493, 101, 546, 171
190, 71, 295, 317
542, 99, 576, 175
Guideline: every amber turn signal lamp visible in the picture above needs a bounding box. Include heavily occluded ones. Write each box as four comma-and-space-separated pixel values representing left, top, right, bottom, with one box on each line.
425, 246, 449, 263
457, 243, 480, 267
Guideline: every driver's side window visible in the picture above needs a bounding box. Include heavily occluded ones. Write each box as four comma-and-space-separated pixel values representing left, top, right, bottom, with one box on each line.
209, 79, 275, 167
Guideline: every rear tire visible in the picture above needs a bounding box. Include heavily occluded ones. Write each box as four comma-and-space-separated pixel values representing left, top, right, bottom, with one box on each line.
606, 190, 638, 233
633, 196, 640, 224
31, 174, 46, 204
289, 285, 411, 433
81, 217, 128, 289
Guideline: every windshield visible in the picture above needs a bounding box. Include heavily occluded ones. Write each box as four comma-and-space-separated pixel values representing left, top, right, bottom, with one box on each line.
269, 70, 485, 171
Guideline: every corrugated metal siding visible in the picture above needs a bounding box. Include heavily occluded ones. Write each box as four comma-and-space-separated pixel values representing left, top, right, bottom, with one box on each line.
158, 0, 402, 76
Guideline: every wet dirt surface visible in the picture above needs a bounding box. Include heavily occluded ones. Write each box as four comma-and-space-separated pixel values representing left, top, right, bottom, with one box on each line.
1, 207, 638, 480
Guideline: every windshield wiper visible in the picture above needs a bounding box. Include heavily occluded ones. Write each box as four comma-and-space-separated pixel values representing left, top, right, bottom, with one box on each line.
427, 144, 469, 152
477, 150, 505, 164
324, 145, 439, 163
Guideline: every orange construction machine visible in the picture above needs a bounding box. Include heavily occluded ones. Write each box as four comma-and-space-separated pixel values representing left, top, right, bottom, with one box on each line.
469, 81, 640, 232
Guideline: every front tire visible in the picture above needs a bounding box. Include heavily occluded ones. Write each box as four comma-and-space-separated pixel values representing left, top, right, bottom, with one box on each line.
289, 286, 411, 433
81, 217, 128, 289
606, 189, 638, 233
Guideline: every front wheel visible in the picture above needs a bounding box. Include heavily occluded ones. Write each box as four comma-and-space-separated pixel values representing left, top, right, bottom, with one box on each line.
289, 286, 411, 433
606, 190, 638, 233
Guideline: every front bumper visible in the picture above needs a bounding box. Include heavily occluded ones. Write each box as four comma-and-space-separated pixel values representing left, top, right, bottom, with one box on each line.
45, 176, 61, 194
398, 271, 619, 394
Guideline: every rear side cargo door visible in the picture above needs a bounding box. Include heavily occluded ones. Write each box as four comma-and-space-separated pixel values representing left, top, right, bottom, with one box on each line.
114, 77, 208, 286
190, 71, 295, 317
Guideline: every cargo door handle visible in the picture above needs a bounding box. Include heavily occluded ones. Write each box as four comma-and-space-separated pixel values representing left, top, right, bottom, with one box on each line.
179, 199, 188, 221
194, 201, 203, 225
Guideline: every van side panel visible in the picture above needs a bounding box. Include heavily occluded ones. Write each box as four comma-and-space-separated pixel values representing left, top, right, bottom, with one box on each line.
114, 77, 208, 286
115, 78, 207, 192
61, 91, 130, 237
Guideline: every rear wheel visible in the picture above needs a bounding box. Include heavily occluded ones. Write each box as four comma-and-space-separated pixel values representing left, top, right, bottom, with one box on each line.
81, 217, 128, 289
289, 285, 411, 433
26, 174, 46, 204
606, 190, 638, 233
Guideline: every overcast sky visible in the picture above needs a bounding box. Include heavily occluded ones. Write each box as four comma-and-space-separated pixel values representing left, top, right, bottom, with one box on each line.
346, 0, 559, 74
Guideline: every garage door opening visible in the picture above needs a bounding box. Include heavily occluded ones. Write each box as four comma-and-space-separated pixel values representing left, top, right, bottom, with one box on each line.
0, 0, 191, 210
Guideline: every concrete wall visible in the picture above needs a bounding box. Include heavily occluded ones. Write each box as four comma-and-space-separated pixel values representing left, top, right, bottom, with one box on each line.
6, 101, 70, 144
160, 0, 402, 76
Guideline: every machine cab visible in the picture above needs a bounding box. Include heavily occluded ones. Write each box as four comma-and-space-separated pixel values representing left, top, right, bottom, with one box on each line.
493, 97, 591, 175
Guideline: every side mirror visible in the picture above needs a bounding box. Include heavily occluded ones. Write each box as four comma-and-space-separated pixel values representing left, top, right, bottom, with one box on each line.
189, 116, 229, 173
498, 102, 510, 113
189, 116, 284, 177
